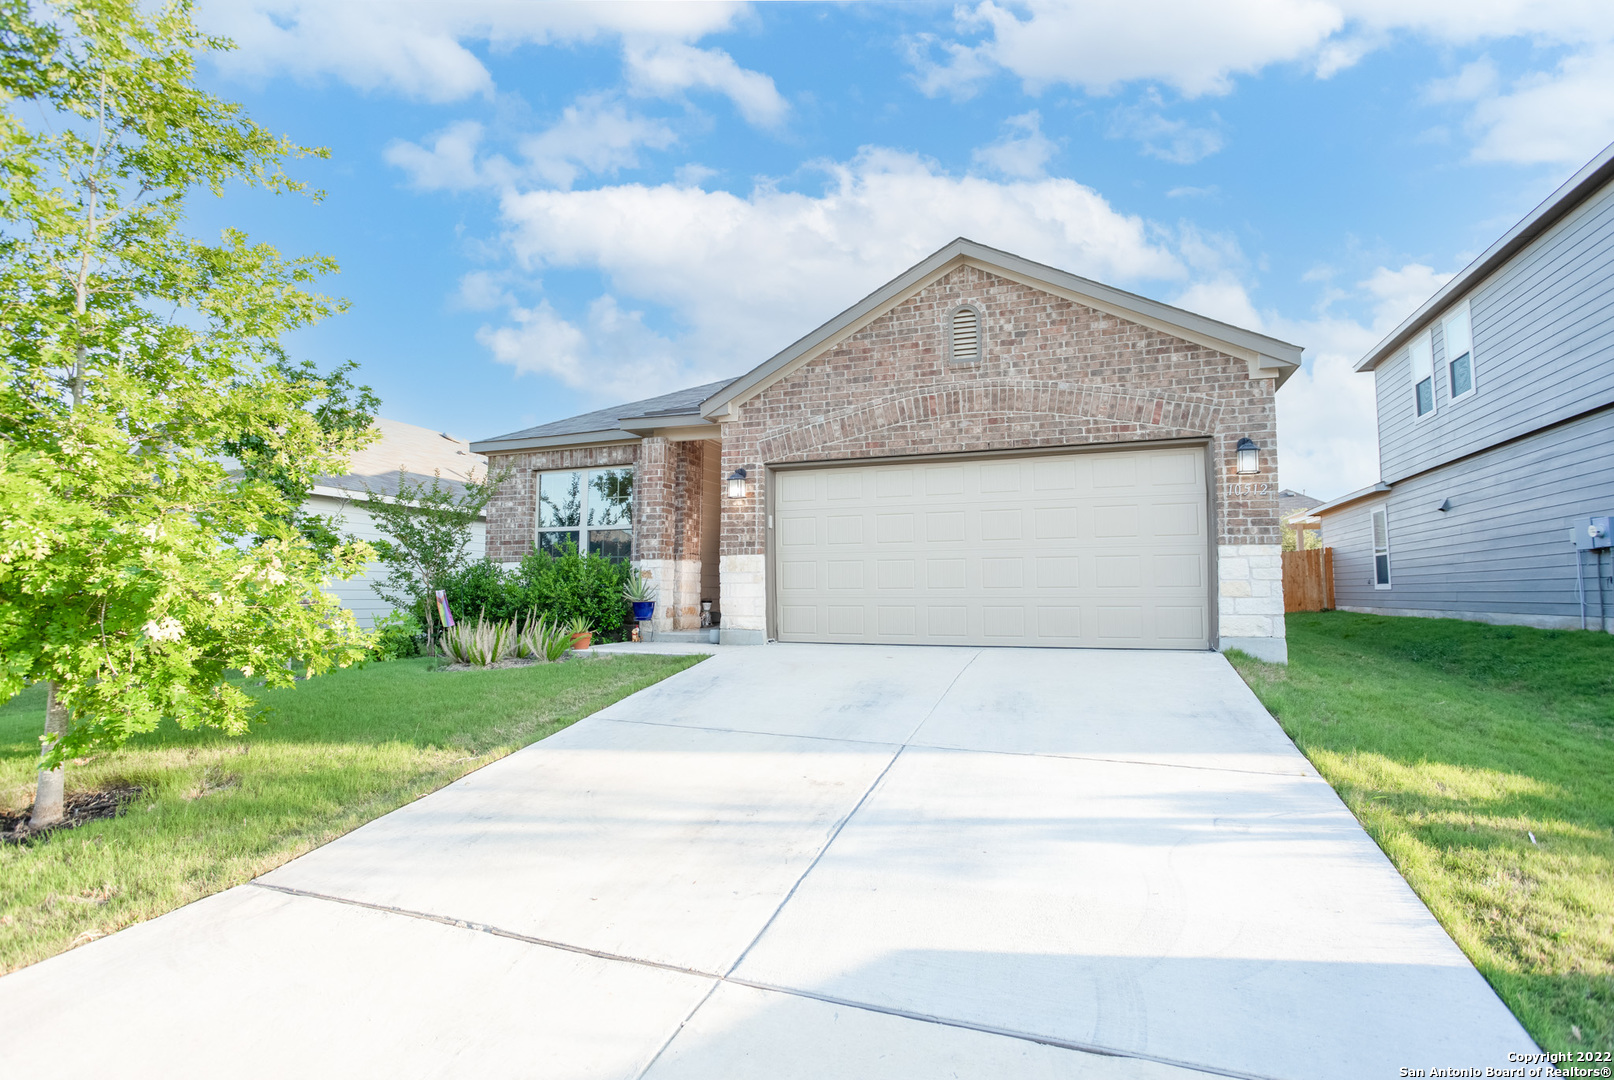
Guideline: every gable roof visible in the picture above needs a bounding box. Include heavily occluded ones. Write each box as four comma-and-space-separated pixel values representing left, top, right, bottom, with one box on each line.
472, 239, 1303, 454
1355, 138, 1614, 373
700, 237, 1304, 419
469, 378, 738, 454
314, 418, 486, 500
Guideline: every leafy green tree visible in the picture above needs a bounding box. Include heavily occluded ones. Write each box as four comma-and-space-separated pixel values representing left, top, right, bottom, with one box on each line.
223, 356, 382, 556
366, 468, 505, 655
0, 0, 375, 828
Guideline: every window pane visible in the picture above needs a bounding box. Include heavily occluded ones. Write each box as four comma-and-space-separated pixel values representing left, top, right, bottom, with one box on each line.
539, 472, 582, 528
1415, 377, 1434, 416
538, 530, 580, 557
1375, 554, 1391, 585
1409, 331, 1434, 380
587, 529, 632, 560
1372, 510, 1388, 549
1443, 303, 1472, 359
588, 468, 633, 528
1450, 354, 1472, 397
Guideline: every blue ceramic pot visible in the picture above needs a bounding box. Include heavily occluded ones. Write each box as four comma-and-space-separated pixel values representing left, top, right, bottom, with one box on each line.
631, 600, 655, 621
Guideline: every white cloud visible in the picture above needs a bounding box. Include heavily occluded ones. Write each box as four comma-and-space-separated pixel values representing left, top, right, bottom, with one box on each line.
199, 0, 782, 124
922, 0, 1344, 99
1272, 314, 1383, 498
467, 147, 1182, 400
911, 0, 1614, 167
476, 295, 714, 400
622, 40, 789, 127
384, 120, 491, 191
1359, 262, 1453, 329
386, 96, 678, 192
1109, 97, 1225, 163
971, 111, 1058, 178
1423, 56, 1499, 103
518, 96, 679, 188
1467, 45, 1614, 165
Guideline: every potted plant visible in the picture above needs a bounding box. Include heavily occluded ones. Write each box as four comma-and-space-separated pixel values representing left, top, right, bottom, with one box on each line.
567, 615, 593, 651
623, 575, 658, 623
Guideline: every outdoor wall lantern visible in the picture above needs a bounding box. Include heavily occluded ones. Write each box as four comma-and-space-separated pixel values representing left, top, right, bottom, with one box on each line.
1235, 437, 1260, 474
726, 468, 748, 499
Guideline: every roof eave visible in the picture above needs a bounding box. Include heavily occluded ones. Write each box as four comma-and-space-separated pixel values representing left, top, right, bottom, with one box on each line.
469, 428, 640, 455
616, 413, 718, 435
1356, 138, 1614, 373
1308, 482, 1393, 517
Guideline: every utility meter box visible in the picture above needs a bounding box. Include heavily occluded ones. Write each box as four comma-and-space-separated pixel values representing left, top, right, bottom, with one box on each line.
1574, 516, 1614, 550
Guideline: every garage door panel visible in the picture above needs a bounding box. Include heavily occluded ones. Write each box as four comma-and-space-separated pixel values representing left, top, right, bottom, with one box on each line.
1092, 504, 1140, 539
927, 559, 966, 589
926, 511, 965, 543
773, 447, 1209, 649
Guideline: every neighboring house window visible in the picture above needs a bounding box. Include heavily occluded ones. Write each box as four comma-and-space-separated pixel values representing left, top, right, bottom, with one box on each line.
537, 467, 633, 558
1443, 300, 1475, 400
1371, 507, 1391, 588
1409, 331, 1436, 418
948, 304, 982, 362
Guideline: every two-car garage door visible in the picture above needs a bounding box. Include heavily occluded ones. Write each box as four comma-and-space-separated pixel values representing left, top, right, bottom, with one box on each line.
772, 446, 1210, 649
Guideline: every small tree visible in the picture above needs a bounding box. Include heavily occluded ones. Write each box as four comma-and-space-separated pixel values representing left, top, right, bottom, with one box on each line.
223, 356, 381, 556
367, 468, 506, 654
0, 0, 375, 827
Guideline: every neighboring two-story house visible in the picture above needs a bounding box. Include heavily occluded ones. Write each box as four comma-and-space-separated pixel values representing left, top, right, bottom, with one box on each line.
472, 238, 1301, 660
1312, 140, 1614, 632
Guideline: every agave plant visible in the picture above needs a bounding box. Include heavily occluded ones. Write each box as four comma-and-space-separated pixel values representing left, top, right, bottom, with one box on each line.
622, 575, 658, 603
441, 615, 516, 667
514, 611, 574, 662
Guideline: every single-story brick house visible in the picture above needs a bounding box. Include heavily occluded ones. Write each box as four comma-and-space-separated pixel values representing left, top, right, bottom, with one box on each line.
471, 239, 1301, 661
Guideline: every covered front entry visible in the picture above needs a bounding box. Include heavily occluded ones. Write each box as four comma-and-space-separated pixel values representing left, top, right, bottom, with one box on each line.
771, 445, 1212, 648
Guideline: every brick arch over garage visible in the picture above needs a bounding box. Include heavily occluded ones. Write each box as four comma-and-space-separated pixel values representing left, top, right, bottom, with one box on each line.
754, 380, 1224, 464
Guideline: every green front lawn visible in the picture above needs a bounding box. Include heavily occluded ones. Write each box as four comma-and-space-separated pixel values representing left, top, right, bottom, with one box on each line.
1230, 612, 1614, 1052
0, 653, 702, 973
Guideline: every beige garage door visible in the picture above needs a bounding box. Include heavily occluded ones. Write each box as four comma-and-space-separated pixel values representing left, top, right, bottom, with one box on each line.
772, 446, 1210, 648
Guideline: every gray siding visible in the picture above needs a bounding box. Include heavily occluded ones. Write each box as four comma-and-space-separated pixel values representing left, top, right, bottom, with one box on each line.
1324, 407, 1614, 627
1376, 179, 1614, 483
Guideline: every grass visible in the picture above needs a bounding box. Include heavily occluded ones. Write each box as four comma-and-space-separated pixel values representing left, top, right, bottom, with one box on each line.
0, 653, 703, 974
1229, 612, 1614, 1053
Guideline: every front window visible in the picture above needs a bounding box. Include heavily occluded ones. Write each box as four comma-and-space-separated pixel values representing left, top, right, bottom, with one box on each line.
1410, 331, 1435, 418
537, 467, 633, 558
1443, 300, 1475, 400
1371, 507, 1391, 588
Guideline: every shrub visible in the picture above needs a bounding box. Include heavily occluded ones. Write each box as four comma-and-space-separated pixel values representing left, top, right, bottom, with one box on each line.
370, 610, 423, 661
515, 546, 632, 639
440, 545, 632, 643
444, 558, 523, 623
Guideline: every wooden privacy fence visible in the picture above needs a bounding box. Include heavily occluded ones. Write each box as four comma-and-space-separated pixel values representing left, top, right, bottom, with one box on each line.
1282, 547, 1335, 612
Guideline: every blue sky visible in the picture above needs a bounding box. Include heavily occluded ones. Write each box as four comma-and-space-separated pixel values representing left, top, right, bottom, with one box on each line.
190, 1, 1614, 499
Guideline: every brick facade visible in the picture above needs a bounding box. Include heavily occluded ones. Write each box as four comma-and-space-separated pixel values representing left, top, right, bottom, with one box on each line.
481, 443, 637, 563
478, 260, 1286, 657
717, 264, 1283, 653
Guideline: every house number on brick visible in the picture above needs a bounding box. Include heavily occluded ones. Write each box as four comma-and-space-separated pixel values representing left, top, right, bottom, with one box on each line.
1230, 482, 1272, 496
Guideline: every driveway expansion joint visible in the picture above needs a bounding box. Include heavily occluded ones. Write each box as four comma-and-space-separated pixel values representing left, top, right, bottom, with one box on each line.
248, 880, 1273, 1080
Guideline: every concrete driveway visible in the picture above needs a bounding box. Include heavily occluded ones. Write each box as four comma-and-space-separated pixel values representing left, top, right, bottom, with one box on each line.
0, 645, 1535, 1079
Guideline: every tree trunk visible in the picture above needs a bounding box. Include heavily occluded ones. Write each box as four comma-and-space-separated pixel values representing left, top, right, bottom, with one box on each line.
424, 594, 436, 657
29, 682, 70, 829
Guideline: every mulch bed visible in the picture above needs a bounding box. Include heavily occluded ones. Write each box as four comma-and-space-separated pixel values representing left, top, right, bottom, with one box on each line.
436, 652, 593, 672
1, 786, 143, 844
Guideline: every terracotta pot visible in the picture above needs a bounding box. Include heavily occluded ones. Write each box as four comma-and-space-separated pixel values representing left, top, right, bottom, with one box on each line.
570, 631, 593, 651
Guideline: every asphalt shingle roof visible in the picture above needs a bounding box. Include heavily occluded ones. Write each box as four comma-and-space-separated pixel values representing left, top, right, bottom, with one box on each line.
478, 378, 738, 444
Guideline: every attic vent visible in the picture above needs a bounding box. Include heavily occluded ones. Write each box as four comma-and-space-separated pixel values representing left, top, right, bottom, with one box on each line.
950, 305, 981, 362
